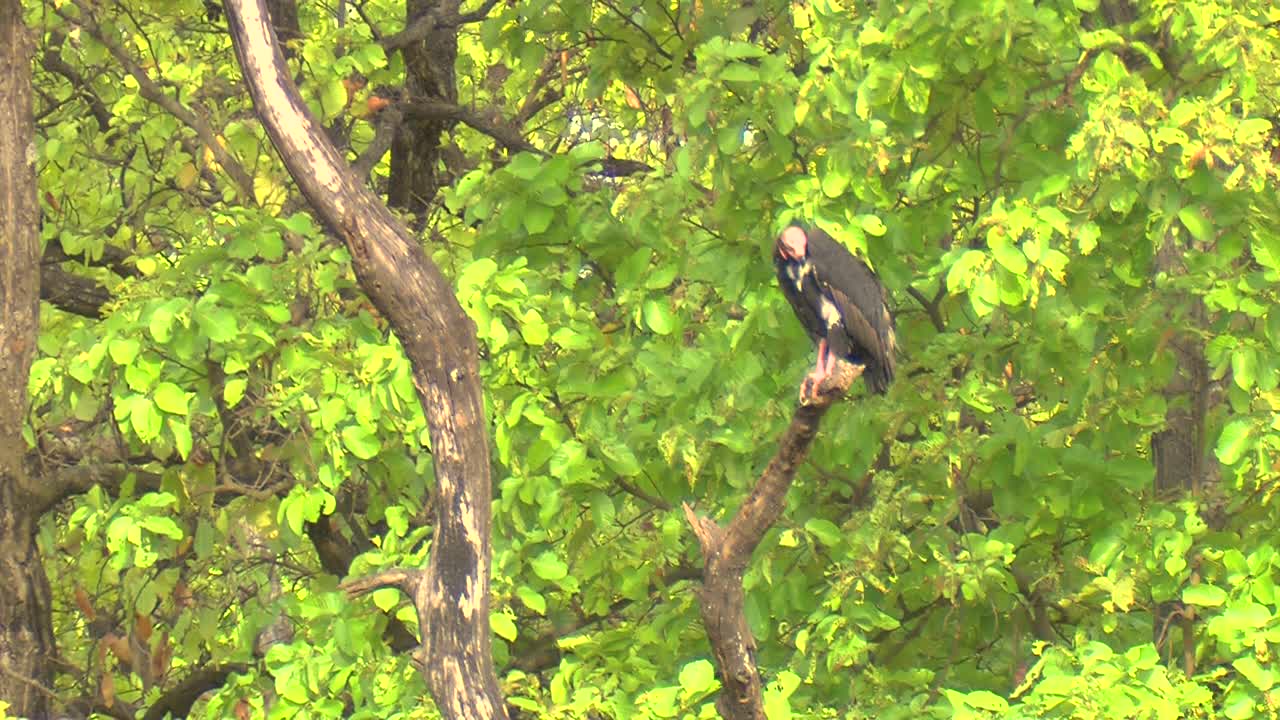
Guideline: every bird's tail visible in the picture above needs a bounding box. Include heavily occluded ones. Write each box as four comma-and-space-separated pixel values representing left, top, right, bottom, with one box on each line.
865, 362, 893, 395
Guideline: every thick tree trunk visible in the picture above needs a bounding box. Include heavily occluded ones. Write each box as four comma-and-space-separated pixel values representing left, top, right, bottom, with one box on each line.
387, 0, 462, 218
1150, 227, 1212, 672
222, 3, 508, 718
1151, 228, 1208, 497
0, 2, 56, 715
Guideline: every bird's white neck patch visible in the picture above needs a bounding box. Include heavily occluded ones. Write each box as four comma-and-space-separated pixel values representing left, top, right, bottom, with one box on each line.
787, 259, 813, 286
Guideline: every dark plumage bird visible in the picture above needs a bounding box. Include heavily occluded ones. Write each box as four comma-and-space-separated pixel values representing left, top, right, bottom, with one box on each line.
773, 223, 896, 400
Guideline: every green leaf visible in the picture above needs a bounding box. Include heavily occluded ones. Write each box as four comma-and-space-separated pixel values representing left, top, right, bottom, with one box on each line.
531, 551, 568, 581
947, 250, 988, 291
991, 239, 1028, 275
507, 153, 543, 180
1234, 656, 1275, 691
1216, 418, 1253, 465
642, 686, 679, 716
643, 299, 675, 335
319, 77, 348, 121
1235, 117, 1273, 144
109, 338, 141, 365
490, 611, 518, 642
859, 214, 887, 236
600, 441, 641, 476
138, 515, 183, 539
1037, 207, 1071, 237
1232, 347, 1257, 390
902, 74, 930, 113
804, 518, 843, 546
1222, 690, 1255, 720
678, 659, 716, 693
168, 418, 193, 460
276, 663, 310, 703
351, 42, 387, 73
1219, 602, 1272, 631
195, 304, 239, 343
224, 376, 248, 407
717, 125, 742, 154
148, 303, 178, 343
523, 203, 555, 235
130, 396, 163, 441
643, 263, 678, 290
821, 169, 849, 198
723, 42, 766, 59
1183, 584, 1227, 607
520, 309, 550, 345
1077, 222, 1101, 255
281, 213, 314, 235
1267, 310, 1280, 350
763, 671, 800, 719
567, 141, 606, 164
549, 440, 588, 481
153, 382, 190, 415
964, 690, 1010, 712
721, 62, 759, 83
458, 258, 498, 294
372, 588, 401, 612
1178, 207, 1212, 242
516, 585, 547, 615
341, 424, 381, 460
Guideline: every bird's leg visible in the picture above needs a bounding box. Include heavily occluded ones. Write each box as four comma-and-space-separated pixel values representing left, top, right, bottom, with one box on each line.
800, 339, 831, 402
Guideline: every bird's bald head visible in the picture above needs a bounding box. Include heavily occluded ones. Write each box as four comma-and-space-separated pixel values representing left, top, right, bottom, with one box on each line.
778, 225, 808, 260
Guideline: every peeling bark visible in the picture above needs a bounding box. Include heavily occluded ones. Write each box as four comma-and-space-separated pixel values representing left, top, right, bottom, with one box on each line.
222, 2, 507, 717
0, 2, 56, 715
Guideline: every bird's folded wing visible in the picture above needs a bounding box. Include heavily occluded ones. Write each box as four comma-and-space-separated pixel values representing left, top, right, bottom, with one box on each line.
825, 284, 884, 368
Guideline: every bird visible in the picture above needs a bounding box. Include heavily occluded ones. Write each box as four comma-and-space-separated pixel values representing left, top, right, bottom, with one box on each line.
773, 222, 896, 401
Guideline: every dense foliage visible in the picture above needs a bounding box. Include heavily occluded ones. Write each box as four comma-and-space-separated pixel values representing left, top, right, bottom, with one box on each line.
14, 0, 1280, 717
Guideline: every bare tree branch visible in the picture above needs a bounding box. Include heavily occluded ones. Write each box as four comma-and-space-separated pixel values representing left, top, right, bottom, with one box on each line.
39, 33, 113, 134
381, 0, 502, 51
139, 664, 249, 720
342, 568, 423, 597
352, 106, 403, 180
399, 98, 653, 176
906, 284, 946, 333
40, 265, 111, 318
684, 362, 862, 720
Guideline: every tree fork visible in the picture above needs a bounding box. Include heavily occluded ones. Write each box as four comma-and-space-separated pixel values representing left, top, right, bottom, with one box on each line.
685, 362, 861, 719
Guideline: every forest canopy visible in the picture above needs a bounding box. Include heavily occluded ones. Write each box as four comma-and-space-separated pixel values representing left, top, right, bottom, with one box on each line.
2, 0, 1279, 718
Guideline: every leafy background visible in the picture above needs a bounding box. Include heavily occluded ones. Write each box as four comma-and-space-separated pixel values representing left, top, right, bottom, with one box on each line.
19, 0, 1280, 718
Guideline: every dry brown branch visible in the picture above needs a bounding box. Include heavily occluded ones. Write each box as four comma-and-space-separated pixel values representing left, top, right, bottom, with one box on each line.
341, 568, 423, 597
684, 361, 862, 720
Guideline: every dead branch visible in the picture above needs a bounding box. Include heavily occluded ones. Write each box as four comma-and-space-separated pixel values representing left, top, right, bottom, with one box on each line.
684, 361, 861, 720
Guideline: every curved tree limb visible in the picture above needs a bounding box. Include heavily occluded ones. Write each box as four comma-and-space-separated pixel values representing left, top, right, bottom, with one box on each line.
222, 2, 508, 718
139, 663, 249, 720
684, 362, 862, 720
40, 264, 111, 318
